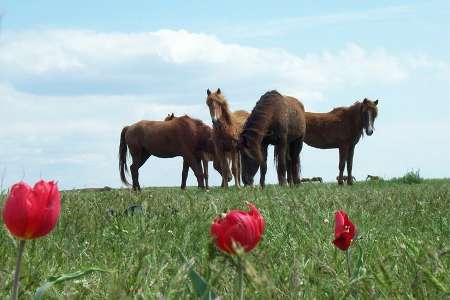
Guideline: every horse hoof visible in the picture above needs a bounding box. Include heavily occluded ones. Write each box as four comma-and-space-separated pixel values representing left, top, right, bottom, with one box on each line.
338, 181, 344, 185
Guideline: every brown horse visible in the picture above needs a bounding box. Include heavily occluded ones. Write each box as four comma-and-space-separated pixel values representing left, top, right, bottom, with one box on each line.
238, 90, 306, 187
336, 175, 356, 182
366, 175, 381, 181
304, 98, 378, 185
206, 88, 249, 188
164, 113, 231, 189
119, 115, 213, 191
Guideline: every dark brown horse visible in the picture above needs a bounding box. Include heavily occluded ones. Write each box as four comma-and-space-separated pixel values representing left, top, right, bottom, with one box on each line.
304, 98, 378, 185
119, 115, 213, 190
164, 113, 230, 189
238, 90, 306, 187
206, 88, 249, 188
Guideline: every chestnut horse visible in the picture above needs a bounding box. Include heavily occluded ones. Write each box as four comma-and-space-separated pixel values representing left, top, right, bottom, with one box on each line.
164, 113, 230, 189
238, 90, 306, 188
304, 98, 378, 185
119, 115, 212, 190
206, 88, 249, 188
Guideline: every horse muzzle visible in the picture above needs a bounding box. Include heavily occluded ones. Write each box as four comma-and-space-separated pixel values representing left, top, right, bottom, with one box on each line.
365, 127, 374, 136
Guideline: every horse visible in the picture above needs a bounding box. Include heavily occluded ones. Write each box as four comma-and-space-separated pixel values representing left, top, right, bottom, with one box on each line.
301, 177, 323, 183
304, 98, 379, 185
336, 175, 356, 182
238, 90, 306, 188
164, 113, 231, 189
311, 177, 323, 183
119, 115, 213, 191
366, 175, 381, 181
206, 88, 249, 188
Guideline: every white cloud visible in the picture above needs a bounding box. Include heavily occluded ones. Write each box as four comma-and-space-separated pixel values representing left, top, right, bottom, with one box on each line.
0, 29, 415, 100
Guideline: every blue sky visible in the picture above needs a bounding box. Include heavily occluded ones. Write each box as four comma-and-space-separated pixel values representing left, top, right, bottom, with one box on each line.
0, 1, 449, 189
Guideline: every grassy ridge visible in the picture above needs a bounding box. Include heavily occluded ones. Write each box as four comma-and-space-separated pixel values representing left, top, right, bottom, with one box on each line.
0, 180, 449, 299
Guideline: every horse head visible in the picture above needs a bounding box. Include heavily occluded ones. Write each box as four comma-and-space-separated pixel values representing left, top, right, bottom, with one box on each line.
361, 98, 379, 136
206, 88, 230, 125
164, 113, 175, 121
237, 133, 263, 186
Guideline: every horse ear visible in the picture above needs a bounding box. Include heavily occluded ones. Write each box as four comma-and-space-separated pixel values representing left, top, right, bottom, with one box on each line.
170, 113, 174, 118
374, 99, 379, 105
217, 88, 221, 95
363, 98, 368, 104
207, 89, 211, 96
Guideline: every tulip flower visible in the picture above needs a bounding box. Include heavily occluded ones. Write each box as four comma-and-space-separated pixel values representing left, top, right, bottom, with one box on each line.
332, 210, 356, 251
210, 203, 265, 254
2, 180, 61, 300
332, 210, 356, 279
210, 203, 264, 300
3, 180, 61, 239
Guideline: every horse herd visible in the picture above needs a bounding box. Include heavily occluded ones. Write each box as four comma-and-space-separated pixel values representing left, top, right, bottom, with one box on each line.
119, 89, 379, 190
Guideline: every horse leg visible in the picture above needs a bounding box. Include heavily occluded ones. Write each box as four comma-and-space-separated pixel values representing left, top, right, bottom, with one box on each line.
231, 150, 240, 188
130, 150, 150, 191
346, 145, 356, 185
286, 157, 293, 186
236, 151, 242, 187
181, 158, 189, 190
215, 144, 229, 188
259, 144, 269, 188
202, 156, 209, 189
338, 146, 347, 185
290, 139, 302, 185
276, 141, 288, 186
186, 155, 205, 189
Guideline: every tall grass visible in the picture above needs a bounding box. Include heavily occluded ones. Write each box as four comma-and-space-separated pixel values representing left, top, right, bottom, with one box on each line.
391, 170, 424, 184
0, 180, 449, 299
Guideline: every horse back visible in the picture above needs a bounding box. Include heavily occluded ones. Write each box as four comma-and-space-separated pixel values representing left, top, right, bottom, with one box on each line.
125, 118, 201, 157
304, 108, 360, 149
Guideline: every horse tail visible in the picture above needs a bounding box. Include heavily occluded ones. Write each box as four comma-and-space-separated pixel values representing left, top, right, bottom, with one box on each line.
119, 126, 130, 186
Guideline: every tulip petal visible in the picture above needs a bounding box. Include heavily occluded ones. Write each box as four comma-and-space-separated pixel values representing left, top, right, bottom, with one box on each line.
32, 181, 61, 238
2, 182, 32, 238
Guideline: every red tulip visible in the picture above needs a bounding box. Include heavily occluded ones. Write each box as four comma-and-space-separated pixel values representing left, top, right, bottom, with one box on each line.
332, 210, 356, 251
210, 203, 265, 254
2, 180, 61, 239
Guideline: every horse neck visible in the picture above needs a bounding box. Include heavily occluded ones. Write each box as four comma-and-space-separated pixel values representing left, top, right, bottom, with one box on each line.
347, 102, 364, 133
243, 108, 274, 145
218, 103, 233, 126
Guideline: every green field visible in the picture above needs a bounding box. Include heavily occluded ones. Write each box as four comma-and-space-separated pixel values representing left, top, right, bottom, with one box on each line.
1, 179, 449, 299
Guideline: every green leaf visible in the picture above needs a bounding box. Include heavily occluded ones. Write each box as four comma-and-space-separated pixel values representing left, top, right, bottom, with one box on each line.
33, 267, 110, 300
352, 243, 364, 278
179, 251, 219, 300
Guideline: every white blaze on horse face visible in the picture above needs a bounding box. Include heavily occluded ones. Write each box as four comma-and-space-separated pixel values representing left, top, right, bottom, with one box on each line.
210, 103, 221, 123
208, 103, 217, 122
366, 110, 374, 136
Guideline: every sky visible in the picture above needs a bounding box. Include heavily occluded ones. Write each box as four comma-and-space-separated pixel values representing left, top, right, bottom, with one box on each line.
0, 1, 449, 190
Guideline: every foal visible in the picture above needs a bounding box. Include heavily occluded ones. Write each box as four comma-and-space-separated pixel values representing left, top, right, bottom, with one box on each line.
206, 88, 249, 188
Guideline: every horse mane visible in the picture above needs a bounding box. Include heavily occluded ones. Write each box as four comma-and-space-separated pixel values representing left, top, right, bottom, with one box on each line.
170, 114, 206, 127
330, 101, 361, 114
241, 90, 281, 140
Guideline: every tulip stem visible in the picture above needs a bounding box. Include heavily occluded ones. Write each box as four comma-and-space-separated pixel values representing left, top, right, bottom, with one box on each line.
346, 249, 351, 279
11, 240, 26, 300
238, 256, 244, 300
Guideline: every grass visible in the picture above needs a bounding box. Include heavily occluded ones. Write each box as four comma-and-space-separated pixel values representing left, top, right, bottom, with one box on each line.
391, 170, 424, 184
0, 179, 449, 299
